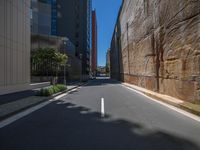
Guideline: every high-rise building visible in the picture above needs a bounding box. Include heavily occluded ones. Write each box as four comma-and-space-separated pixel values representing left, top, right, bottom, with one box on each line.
51, 0, 57, 35
31, 0, 92, 78
31, 0, 57, 35
91, 10, 97, 76
31, 0, 52, 35
0, 0, 31, 94
57, 0, 92, 76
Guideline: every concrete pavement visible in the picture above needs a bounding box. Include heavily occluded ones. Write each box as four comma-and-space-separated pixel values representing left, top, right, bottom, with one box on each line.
0, 79, 200, 150
0, 82, 84, 121
122, 82, 200, 116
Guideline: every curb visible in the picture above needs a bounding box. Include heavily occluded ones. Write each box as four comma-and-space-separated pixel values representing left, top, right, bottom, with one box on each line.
0, 82, 87, 121
122, 83, 200, 117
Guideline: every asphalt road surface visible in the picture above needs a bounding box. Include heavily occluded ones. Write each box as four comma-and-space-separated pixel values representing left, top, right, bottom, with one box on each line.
0, 78, 200, 150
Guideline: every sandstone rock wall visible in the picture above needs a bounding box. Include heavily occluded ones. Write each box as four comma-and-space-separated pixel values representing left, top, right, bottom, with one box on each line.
110, 0, 200, 102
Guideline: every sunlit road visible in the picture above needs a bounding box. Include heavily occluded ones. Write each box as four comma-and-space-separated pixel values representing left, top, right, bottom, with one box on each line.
0, 78, 200, 150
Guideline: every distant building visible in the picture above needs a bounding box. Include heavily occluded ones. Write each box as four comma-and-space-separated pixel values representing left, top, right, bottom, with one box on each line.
91, 10, 98, 76
56, 0, 92, 77
0, 0, 31, 94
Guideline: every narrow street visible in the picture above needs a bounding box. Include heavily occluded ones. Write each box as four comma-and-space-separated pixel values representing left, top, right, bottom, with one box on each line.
0, 78, 200, 150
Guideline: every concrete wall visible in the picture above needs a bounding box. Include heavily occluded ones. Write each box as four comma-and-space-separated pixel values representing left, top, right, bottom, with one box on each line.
111, 0, 200, 102
0, 0, 31, 95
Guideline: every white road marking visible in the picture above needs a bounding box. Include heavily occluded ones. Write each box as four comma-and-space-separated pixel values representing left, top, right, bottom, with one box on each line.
101, 98, 105, 117
52, 92, 69, 101
122, 85, 200, 123
0, 87, 80, 128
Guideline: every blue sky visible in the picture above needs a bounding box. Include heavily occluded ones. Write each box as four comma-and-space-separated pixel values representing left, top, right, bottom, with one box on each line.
92, 0, 122, 66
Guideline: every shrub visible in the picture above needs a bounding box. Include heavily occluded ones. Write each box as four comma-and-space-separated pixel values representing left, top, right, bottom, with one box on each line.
52, 86, 60, 93
56, 84, 67, 91
38, 84, 67, 96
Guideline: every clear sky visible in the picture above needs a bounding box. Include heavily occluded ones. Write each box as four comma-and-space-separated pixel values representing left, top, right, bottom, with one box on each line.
92, 0, 122, 66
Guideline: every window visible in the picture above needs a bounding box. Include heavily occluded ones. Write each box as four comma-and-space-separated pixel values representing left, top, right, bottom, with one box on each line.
75, 32, 79, 38
75, 41, 79, 48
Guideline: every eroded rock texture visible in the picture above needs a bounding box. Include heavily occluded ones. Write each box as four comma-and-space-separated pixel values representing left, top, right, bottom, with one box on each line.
110, 0, 200, 102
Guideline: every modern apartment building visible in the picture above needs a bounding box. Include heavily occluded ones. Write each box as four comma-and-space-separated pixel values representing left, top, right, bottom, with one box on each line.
0, 0, 31, 94
57, 0, 92, 76
91, 10, 97, 76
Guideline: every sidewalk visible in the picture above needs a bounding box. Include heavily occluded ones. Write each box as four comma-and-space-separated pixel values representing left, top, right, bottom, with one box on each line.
0, 82, 85, 121
122, 82, 200, 116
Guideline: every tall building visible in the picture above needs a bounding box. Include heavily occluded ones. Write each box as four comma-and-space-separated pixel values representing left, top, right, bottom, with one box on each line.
0, 0, 31, 94
91, 10, 97, 76
51, 0, 57, 35
31, 0, 57, 35
31, 0, 52, 35
57, 0, 92, 76
31, 0, 92, 79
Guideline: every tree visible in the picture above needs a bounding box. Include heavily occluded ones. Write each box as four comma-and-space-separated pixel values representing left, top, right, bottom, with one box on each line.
55, 52, 68, 85
31, 48, 56, 76
31, 47, 68, 84
54, 52, 68, 79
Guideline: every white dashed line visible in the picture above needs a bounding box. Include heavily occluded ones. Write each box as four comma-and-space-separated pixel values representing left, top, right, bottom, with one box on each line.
101, 98, 105, 117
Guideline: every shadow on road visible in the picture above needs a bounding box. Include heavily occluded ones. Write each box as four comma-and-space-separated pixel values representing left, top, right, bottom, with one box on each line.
0, 100, 199, 150
0, 90, 36, 105
85, 78, 120, 87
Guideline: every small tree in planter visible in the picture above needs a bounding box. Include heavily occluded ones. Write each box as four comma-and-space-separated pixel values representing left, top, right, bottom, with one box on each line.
54, 52, 68, 84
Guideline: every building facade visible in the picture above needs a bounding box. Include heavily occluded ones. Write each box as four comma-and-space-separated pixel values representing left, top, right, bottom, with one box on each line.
51, 0, 57, 35
0, 0, 31, 95
31, 0, 92, 77
57, 0, 92, 77
31, 0, 83, 81
110, 0, 200, 102
31, 0, 52, 35
31, 0, 57, 35
91, 10, 97, 76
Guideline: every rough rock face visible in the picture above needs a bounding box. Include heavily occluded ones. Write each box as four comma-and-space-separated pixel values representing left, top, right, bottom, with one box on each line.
110, 0, 200, 102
